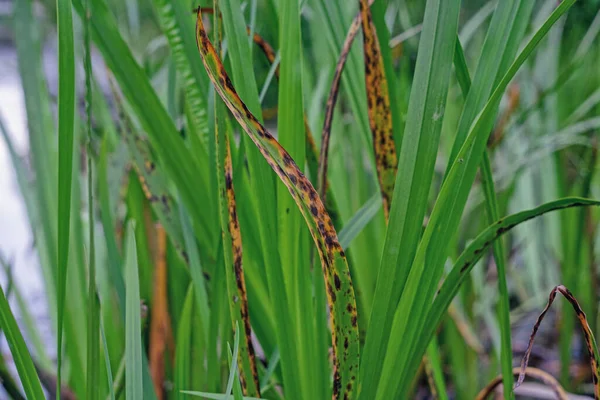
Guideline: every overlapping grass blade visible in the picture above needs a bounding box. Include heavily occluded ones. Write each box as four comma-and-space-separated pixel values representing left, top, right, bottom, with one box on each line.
215, 107, 260, 395
56, 0, 76, 395
249, 29, 342, 229
83, 0, 100, 397
174, 286, 194, 400
70, 0, 217, 257
196, 11, 360, 399
452, 37, 514, 398
0, 283, 45, 399
416, 197, 600, 391
359, 2, 461, 398
151, 0, 209, 145
125, 223, 144, 399
276, 0, 322, 397
381, 2, 577, 396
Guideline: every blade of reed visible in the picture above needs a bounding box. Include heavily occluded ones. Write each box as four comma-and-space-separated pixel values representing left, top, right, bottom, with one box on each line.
196, 11, 360, 399
453, 37, 514, 399
216, 2, 300, 396
381, 2, 576, 396
151, 0, 210, 146
277, 0, 323, 398
125, 223, 144, 399
359, 2, 461, 398
0, 283, 45, 399
56, 0, 76, 396
249, 29, 342, 229
338, 193, 381, 250
70, 0, 216, 255
174, 285, 194, 400
358, 0, 397, 219
83, 0, 100, 397
516, 285, 600, 399
100, 318, 116, 400
215, 105, 260, 395
416, 197, 600, 391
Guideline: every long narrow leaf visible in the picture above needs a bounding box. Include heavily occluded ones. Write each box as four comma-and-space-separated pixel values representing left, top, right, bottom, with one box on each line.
417, 198, 600, 391
383, 2, 577, 396
196, 11, 360, 399
125, 223, 144, 399
56, 0, 76, 395
0, 284, 45, 399
358, 0, 397, 218
359, 1, 461, 397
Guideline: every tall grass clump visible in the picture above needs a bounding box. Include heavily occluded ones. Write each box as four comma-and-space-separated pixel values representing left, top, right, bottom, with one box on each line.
1, 0, 600, 399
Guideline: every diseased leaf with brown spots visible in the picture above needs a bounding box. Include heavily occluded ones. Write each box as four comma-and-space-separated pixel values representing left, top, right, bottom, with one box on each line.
517, 285, 600, 399
216, 109, 261, 397
249, 30, 342, 228
358, 0, 397, 219
316, 0, 396, 220
475, 367, 568, 400
318, 8, 362, 201
211, 4, 260, 395
196, 9, 360, 400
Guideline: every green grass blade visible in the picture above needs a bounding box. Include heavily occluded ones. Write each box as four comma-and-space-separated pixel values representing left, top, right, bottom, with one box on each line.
125, 223, 143, 399
359, 1, 461, 397
380, 2, 577, 396
196, 12, 360, 398
56, 0, 76, 396
415, 198, 598, 395
151, 0, 210, 145
453, 37, 514, 399
100, 318, 115, 400
338, 193, 381, 250
445, 0, 534, 174
70, 0, 216, 256
0, 283, 45, 399
277, 0, 320, 398
174, 285, 194, 400
83, 0, 100, 397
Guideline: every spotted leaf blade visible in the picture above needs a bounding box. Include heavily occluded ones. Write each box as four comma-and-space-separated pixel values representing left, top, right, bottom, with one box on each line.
359, 0, 398, 219
196, 10, 359, 400
216, 107, 260, 396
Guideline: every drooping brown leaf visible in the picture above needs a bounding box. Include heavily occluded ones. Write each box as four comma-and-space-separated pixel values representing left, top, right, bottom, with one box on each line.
475, 367, 568, 400
517, 285, 600, 399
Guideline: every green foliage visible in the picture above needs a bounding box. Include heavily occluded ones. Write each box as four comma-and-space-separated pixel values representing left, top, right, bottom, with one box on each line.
0, 0, 599, 399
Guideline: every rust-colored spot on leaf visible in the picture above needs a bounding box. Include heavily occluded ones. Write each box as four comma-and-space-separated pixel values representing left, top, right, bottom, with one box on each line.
358, 0, 397, 219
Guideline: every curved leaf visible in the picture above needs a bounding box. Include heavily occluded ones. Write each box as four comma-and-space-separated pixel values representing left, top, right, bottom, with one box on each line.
516, 285, 600, 399
196, 10, 360, 399
415, 198, 600, 388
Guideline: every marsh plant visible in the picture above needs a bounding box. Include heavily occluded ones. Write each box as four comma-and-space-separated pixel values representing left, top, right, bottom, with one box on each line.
1, 0, 600, 399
